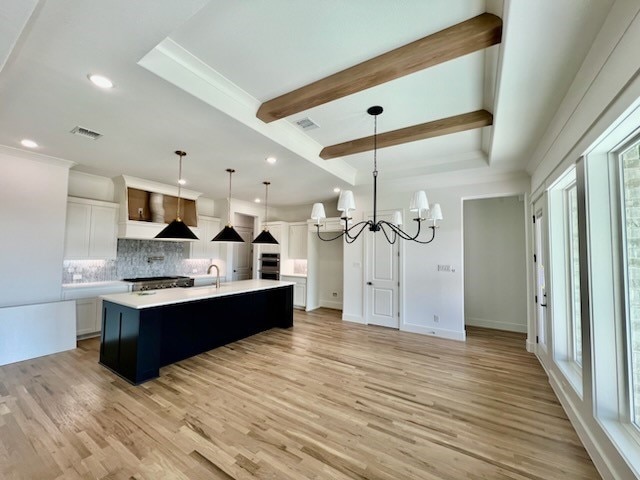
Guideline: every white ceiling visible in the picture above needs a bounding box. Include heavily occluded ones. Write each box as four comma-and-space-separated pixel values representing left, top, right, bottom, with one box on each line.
0, 0, 614, 206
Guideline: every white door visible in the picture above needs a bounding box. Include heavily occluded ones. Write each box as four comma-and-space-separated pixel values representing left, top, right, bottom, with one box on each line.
533, 201, 549, 356
233, 226, 253, 281
365, 217, 399, 328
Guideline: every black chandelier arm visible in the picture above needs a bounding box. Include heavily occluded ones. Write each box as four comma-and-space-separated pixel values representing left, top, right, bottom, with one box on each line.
409, 225, 437, 244
377, 222, 398, 244
377, 219, 419, 241
314, 224, 347, 242
343, 219, 373, 241
377, 219, 437, 244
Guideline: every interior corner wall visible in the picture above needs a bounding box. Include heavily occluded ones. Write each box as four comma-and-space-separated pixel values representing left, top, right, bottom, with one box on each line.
463, 196, 527, 332
0, 150, 71, 307
317, 238, 343, 309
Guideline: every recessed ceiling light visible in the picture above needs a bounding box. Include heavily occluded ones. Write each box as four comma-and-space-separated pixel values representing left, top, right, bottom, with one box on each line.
254, 198, 261, 203
333, 187, 341, 193
21, 139, 38, 148
266, 156, 277, 164
88, 74, 113, 89
178, 178, 186, 185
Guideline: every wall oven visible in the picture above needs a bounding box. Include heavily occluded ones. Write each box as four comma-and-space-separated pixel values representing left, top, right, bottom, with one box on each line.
259, 253, 280, 280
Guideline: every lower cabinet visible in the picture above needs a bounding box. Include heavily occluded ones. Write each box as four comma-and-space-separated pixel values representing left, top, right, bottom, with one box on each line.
282, 275, 307, 308
75, 298, 100, 336
62, 282, 131, 338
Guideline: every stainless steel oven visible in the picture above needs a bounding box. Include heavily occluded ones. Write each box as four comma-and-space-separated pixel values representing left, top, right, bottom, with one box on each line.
259, 253, 280, 280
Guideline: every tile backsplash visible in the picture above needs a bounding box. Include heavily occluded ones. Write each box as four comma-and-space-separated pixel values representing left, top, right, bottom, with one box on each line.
62, 239, 216, 283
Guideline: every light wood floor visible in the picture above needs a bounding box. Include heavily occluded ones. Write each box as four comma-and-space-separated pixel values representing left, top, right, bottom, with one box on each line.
0, 309, 599, 479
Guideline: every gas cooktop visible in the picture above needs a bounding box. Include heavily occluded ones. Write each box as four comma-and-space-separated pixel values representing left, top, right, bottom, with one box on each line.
123, 276, 194, 291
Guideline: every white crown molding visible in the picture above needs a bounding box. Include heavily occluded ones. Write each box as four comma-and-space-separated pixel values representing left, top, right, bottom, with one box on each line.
0, 144, 75, 169
138, 38, 358, 185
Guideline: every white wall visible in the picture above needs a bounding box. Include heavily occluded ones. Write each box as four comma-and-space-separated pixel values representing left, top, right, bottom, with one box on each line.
68, 170, 115, 202
342, 173, 531, 342
0, 147, 73, 306
463, 196, 527, 332
317, 238, 343, 309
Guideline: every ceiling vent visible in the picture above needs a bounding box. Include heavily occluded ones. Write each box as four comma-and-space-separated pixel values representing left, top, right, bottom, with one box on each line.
70, 126, 102, 140
294, 117, 319, 131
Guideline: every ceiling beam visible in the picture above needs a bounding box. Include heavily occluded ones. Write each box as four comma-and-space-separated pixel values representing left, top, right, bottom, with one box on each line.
256, 13, 502, 123
320, 110, 493, 160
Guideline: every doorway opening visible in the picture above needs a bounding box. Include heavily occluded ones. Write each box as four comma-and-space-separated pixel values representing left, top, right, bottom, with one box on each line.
231, 213, 254, 281
463, 195, 527, 336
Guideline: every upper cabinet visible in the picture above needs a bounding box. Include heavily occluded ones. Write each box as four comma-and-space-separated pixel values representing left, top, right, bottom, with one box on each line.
288, 222, 308, 259
113, 176, 202, 240
189, 215, 221, 259
64, 197, 119, 259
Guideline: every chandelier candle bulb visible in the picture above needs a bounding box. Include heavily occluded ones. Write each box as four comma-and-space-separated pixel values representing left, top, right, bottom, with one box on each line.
392, 211, 403, 226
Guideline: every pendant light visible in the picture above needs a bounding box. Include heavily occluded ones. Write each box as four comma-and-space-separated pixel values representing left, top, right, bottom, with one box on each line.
252, 181, 279, 244
155, 150, 199, 240
212, 168, 245, 242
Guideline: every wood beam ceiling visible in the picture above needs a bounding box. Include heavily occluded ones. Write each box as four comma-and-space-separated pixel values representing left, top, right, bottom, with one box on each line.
320, 110, 493, 160
256, 13, 502, 123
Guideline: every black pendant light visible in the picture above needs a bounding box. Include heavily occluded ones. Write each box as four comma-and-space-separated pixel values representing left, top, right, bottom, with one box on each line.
252, 181, 279, 245
212, 168, 245, 243
155, 150, 199, 240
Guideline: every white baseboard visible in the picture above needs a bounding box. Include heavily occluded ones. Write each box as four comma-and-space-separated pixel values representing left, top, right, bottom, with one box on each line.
342, 314, 365, 324
319, 300, 343, 310
546, 369, 629, 480
401, 322, 466, 341
0, 300, 76, 366
465, 316, 527, 333
526, 338, 536, 353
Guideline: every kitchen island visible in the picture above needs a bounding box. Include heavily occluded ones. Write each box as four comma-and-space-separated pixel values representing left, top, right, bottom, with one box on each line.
99, 279, 294, 384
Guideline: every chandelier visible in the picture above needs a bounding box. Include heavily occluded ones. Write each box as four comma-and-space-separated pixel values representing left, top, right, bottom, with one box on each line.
310, 106, 442, 244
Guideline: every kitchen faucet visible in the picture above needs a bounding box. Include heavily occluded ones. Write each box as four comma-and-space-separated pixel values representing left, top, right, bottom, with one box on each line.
206, 264, 221, 289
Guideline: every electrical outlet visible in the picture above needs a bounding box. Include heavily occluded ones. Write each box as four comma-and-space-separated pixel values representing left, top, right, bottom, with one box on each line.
433, 315, 439, 323
73, 274, 82, 280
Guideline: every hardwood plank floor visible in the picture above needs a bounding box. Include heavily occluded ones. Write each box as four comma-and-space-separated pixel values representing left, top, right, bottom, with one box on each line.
0, 309, 599, 479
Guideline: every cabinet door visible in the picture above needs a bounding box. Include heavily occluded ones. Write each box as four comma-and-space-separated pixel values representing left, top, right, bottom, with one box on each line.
289, 224, 307, 259
64, 202, 91, 258
76, 297, 98, 336
189, 216, 221, 259
89, 205, 118, 258
293, 283, 306, 307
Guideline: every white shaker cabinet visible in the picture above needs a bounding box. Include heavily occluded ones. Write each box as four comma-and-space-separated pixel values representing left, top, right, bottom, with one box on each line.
288, 222, 308, 259
62, 282, 130, 337
64, 197, 118, 259
189, 215, 221, 259
281, 275, 306, 308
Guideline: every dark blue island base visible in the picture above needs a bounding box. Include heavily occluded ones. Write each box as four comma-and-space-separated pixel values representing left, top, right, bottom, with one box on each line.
99, 285, 293, 384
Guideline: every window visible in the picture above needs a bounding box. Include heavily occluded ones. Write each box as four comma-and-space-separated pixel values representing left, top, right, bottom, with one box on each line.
548, 167, 582, 391
566, 184, 582, 366
620, 138, 640, 427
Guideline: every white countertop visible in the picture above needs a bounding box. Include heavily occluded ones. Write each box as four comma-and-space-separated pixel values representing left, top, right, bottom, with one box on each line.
280, 273, 307, 278
100, 279, 295, 309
